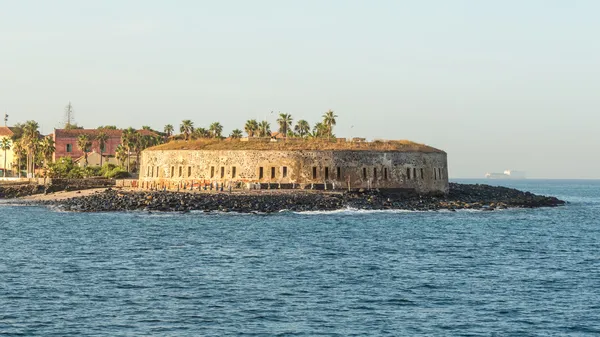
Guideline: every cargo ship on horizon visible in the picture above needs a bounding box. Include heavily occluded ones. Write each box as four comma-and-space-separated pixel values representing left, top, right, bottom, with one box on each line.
485, 170, 527, 179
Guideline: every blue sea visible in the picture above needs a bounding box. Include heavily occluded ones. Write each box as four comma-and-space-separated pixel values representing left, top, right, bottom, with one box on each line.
1, 179, 599, 336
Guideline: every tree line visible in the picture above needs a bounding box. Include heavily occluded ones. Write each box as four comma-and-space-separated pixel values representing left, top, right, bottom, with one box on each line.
163, 110, 338, 141
2, 121, 165, 178
1, 109, 339, 177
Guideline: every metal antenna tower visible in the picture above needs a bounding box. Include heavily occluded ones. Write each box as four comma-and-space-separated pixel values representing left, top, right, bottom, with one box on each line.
64, 101, 75, 127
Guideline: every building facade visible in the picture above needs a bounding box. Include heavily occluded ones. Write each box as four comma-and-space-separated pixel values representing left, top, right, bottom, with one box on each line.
52, 129, 157, 162
0, 126, 15, 176
139, 147, 449, 194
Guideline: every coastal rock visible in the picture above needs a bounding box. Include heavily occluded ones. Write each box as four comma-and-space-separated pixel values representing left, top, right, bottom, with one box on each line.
25, 182, 567, 213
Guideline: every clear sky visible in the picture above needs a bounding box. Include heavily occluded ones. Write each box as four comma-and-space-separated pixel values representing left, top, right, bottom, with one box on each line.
1, 0, 598, 178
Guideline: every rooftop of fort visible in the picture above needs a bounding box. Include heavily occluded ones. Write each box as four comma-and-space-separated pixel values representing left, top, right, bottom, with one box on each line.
146, 138, 445, 153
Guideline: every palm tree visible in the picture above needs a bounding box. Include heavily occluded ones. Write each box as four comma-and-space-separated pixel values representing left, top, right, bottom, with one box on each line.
22, 120, 40, 177
12, 140, 25, 178
1, 138, 11, 177
312, 122, 328, 138
164, 124, 174, 138
245, 119, 258, 137
322, 109, 338, 138
258, 120, 271, 137
96, 131, 109, 167
121, 127, 136, 172
209, 122, 223, 139
294, 120, 310, 138
230, 129, 243, 139
115, 144, 128, 167
277, 113, 293, 138
180, 120, 194, 141
192, 127, 209, 139
132, 133, 144, 173
39, 136, 55, 168
77, 134, 92, 167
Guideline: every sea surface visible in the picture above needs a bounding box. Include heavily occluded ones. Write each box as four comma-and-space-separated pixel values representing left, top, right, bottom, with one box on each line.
1, 179, 599, 336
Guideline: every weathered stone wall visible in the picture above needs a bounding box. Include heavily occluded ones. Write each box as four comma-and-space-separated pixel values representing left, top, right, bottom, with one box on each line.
139, 150, 449, 194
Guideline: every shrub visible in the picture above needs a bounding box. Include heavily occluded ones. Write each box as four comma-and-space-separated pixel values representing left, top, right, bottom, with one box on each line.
66, 166, 83, 179
99, 163, 117, 176
106, 167, 130, 179
83, 166, 102, 178
47, 157, 76, 178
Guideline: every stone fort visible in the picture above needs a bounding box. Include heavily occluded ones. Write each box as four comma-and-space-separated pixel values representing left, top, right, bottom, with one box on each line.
138, 139, 448, 194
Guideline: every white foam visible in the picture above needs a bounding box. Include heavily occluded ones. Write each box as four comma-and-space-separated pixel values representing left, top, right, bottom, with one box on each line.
294, 207, 421, 215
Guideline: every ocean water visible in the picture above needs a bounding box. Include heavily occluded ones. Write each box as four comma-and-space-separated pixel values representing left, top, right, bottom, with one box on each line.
1, 179, 599, 336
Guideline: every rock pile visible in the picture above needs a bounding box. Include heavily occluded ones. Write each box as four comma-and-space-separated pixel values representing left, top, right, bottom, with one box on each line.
0, 185, 46, 199
35, 183, 565, 213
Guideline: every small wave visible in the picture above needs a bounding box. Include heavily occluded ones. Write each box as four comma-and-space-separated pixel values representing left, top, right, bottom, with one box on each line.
294, 207, 422, 215
554, 195, 600, 204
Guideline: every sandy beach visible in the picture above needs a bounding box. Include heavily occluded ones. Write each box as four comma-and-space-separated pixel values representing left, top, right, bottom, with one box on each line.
19, 188, 115, 201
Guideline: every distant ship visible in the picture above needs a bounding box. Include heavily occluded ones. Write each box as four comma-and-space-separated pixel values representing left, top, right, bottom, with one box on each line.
485, 170, 526, 179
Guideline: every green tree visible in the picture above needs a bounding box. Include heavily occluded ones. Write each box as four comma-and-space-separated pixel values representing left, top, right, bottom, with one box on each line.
96, 131, 109, 167
64, 123, 84, 130
164, 124, 174, 137
312, 122, 327, 138
39, 136, 55, 168
209, 122, 223, 138
192, 127, 209, 139
115, 144, 128, 167
180, 120, 194, 141
322, 109, 338, 138
97, 125, 118, 130
244, 119, 258, 137
77, 134, 92, 167
230, 129, 243, 139
258, 120, 271, 138
1, 138, 11, 177
12, 140, 25, 177
294, 120, 310, 138
277, 113, 293, 138
22, 120, 40, 177
121, 127, 137, 172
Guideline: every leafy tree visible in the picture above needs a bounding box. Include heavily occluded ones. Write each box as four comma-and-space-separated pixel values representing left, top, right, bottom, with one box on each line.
96, 131, 109, 167
64, 123, 84, 130
245, 119, 258, 137
209, 122, 223, 138
47, 157, 77, 178
277, 113, 293, 138
180, 120, 194, 141
258, 120, 271, 137
322, 109, 338, 138
0, 138, 11, 177
97, 125, 118, 130
77, 134, 92, 167
230, 129, 243, 139
294, 120, 310, 138
9, 123, 24, 141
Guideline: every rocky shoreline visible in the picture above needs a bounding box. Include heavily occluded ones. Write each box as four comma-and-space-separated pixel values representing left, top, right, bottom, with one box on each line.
18, 183, 566, 213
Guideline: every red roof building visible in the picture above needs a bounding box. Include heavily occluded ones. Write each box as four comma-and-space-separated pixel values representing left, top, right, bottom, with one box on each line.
0, 126, 14, 137
52, 129, 158, 162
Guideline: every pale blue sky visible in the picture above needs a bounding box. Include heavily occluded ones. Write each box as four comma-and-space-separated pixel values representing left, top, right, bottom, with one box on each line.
1, 0, 598, 178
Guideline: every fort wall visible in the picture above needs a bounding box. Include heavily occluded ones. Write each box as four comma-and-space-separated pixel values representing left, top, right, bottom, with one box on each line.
139, 149, 449, 194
